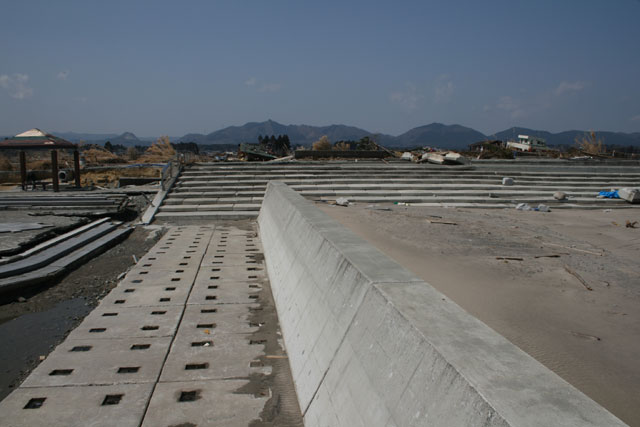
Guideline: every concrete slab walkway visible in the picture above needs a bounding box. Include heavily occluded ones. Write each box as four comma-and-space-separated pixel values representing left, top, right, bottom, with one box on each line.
0, 224, 302, 426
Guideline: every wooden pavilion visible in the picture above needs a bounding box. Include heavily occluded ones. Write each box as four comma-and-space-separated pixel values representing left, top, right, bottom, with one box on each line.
0, 129, 81, 192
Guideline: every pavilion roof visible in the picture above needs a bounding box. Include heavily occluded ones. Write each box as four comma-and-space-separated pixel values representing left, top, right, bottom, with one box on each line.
0, 128, 76, 150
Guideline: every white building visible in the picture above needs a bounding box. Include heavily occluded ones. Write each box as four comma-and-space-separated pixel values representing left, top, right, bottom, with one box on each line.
506, 135, 547, 152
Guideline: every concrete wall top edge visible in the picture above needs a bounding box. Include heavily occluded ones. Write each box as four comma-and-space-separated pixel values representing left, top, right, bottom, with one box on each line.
262, 182, 423, 285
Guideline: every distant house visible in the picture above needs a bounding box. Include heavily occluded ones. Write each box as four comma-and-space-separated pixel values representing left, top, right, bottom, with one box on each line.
506, 135, 547, 152
468, 140, 504, 152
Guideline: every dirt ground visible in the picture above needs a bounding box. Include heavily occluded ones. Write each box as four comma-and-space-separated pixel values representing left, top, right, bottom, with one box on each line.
0, 225, 165, 400
318, 202, 640, 426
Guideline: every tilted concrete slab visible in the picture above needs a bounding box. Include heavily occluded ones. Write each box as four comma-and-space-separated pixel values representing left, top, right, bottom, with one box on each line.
258, 181, 628, 427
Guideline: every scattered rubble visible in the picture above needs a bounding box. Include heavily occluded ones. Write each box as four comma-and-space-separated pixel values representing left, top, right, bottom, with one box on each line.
502, 177, 514, 186
335, 197, 350, 207
554, 191, 567, 200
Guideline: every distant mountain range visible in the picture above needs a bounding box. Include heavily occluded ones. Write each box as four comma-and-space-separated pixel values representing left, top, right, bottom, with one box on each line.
7, 121, 637, 149
51, 131, 157, 146
178, 120, 640, 149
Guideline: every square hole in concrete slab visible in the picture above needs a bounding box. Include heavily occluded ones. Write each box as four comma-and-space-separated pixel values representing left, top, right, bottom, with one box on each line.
200, 308, 217, 313
247, 267, 258, 271
186, 250, 196, 253
207, 285, 218, 290
148, 257, 156, 260
117, 367, 140, 374
124, 289, 135, 293
141, 325, 159, 331
49, 369, 73, 376
139, 271, 148, 275
159, 297, 170, 302
114, 300, 125, 304
175, 269, 184, 273
249, 307, 263, 312
102, 312, 118, 316
212, 261, 222, 264
250, 339, 267, 345
165, 287, 176, 291
132, 279, 143, 284
157, 251, 166, 254
209, 276, 219, 280
131, 344, 151, 350
216, 250, 225, 253
249, 284, 260, 289
248, 275, 257, 279
197, 323, 215, 329
102, 394, 123, 406
249, 295, 259, 300
90, 328, 106, 333
205, 296, 217, 301
143, 264, 152, 267
151, 310, 166, 315
178, 390, 200, 402
247, 249, 258, 252
70, 345, 92, 352
171, 278, 180, 282
211, 268, 221, 272
24, 398, 46, 409
183, 256, 191, 259
249, 322, 263, 327
214, 255, 224, 258
250, 360, 264, 368
191, 341, 213, 347
185, 363, 208, 370
161, 247, 170, 250
179, 262, 188, 266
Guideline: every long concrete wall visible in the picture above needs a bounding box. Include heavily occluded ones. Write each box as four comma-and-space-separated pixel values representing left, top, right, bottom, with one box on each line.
258, 181, 627, 427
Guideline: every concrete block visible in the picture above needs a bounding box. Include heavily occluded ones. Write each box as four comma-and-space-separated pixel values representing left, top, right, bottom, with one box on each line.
178, 304, 259, 334
160, 333, 264, 381
187, 279, 259, 305
0, 383, 153, 427
21, 337, 171, 387
195, 265, 266, 282
141, 380, 267, 427
98, 285, 190, 308
201, 252, 263, 267
67, 305, 183, 339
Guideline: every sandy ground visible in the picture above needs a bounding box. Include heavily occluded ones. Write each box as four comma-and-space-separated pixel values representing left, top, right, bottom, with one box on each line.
318, 202, 640, 426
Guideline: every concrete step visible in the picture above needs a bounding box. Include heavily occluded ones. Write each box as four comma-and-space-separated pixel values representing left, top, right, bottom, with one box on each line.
159, 204, 262, 212
154, 211, 259, 221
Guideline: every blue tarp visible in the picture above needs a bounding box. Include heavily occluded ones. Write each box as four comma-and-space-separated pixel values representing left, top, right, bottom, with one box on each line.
598, 190, 620, 199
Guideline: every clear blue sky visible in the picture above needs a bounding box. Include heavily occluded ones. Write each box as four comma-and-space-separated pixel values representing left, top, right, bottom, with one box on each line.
1, 0, 639, 137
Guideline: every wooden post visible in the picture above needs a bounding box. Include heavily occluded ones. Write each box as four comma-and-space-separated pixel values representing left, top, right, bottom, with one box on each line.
51, 149, 59, 192
19, 151, 27, 190
73, 150, 81, 188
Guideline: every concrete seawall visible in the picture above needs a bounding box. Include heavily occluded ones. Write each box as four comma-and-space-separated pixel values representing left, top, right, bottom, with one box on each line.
258, 181, 627, 427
